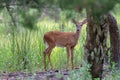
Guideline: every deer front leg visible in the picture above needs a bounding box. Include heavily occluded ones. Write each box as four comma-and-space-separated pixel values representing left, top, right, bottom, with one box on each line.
66, 45, 70, 70
71, 47, 74, 69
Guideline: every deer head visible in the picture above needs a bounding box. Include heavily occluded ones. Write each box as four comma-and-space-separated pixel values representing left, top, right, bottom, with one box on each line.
72, 19, 87, 31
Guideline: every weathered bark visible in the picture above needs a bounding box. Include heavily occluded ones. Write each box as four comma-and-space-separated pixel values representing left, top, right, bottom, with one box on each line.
85, 12, 120, 79
85, 11, 109, 79
108, 14, 120, 68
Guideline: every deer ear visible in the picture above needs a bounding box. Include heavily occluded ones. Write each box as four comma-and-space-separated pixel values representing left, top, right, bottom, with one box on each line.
81, 19, 87, 25
72, 19, 78, 24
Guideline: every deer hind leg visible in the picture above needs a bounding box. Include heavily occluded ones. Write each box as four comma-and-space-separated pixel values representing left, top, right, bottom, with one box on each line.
66, 45, 71, 70
71, 47, 74, 69
43, 48, 49, 71
47, 45, 55, 70
43, 44, 55, 71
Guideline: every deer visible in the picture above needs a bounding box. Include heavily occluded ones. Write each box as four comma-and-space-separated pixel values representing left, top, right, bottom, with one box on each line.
43, 19, 87, 71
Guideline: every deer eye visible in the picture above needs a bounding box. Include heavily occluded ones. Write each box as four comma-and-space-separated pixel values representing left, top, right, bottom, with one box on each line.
76, 24, 78, 27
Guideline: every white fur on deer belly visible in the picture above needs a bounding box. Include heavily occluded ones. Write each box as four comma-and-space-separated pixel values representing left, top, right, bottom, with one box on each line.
55, 43, 65, 47
44, 42, 48, 48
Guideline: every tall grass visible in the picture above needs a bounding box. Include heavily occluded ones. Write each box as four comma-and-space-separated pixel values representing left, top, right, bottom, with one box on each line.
0, 19, 86, 72
0, 15, 119, 73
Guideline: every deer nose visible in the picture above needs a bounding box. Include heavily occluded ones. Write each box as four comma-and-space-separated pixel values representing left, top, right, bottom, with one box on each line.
77, 29, 79, 31
77, 27, 80, 31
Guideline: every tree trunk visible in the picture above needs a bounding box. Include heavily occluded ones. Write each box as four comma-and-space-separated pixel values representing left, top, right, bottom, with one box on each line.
85, 11, 109, 79
108, 14, 120, 68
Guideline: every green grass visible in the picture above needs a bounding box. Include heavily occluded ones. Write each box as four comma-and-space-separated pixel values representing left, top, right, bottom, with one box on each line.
0, 13, 119, 72
0, 5, 120, 79
0, 19, 87, 72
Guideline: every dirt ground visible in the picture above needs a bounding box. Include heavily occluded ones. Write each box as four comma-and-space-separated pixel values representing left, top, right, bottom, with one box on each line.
0, 65, 116, 80
0, 70, 71, 80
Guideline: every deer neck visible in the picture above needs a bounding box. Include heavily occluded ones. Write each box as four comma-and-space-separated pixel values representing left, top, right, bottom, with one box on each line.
75, 30, 81, 42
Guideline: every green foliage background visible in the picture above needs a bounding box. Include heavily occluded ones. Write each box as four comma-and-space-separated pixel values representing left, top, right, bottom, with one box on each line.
0, 0, 120, 79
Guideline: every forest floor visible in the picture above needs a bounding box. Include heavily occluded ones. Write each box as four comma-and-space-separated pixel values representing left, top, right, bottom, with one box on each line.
0, 69, 72, 80
0, 65, 119, 80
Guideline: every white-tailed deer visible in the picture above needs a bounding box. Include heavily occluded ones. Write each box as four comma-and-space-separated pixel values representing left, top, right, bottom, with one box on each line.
43, 19, 87, 71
